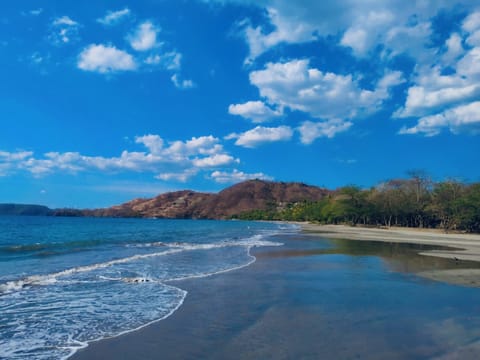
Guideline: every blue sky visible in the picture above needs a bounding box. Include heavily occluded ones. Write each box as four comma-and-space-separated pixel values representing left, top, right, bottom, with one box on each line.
1, 0, 479, 208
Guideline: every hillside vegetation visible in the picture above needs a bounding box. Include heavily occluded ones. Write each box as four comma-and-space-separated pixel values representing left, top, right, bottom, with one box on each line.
235, 175, 480, 233
3, 176, 479, 233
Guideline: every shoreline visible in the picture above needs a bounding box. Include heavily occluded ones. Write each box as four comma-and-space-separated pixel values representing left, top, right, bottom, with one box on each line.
301, 223, 480, 287
71, 224, 480, 359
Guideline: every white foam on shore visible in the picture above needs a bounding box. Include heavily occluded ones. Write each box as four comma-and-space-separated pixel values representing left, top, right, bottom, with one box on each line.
0, 236, 282, 296
58, 285, 189, 360
165, 241, 283, 283
0, 232, 285, 360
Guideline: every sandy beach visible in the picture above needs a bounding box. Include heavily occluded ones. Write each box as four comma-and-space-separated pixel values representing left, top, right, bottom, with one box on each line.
71, 226, 480, 360
302, 224, 480, 287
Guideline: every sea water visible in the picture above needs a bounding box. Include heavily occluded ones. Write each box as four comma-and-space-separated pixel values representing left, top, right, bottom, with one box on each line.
0, 216, 289, 359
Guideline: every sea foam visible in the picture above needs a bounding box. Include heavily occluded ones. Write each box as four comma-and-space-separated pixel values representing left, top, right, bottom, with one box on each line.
0, 222, 286, 360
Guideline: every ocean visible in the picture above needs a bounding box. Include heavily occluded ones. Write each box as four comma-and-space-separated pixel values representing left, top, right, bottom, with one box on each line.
0, 216, 291, 359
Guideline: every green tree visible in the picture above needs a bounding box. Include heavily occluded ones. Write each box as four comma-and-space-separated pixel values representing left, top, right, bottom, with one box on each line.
429, 180, 465, 231
456, 183, 480, 232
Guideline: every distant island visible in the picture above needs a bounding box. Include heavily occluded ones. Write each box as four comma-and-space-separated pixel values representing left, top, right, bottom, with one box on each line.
2, 176, 479, 233
0, 203, 53, 216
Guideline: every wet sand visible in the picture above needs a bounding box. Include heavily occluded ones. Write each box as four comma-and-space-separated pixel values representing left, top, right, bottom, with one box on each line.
302, 224, 480, 287
72, 230, 480, 360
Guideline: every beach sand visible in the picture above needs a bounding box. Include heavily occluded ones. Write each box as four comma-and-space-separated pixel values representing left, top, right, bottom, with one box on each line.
302, 224, 480, 287
71, 225, 480, 360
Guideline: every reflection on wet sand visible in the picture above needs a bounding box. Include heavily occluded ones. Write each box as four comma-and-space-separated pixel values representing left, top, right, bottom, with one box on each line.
256, 236, 480, 287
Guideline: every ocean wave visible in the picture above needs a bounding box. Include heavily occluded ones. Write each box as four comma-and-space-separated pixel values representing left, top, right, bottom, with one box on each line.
0, 224, 287, 360
0, 235, 282, 296
0, 239, 112, 259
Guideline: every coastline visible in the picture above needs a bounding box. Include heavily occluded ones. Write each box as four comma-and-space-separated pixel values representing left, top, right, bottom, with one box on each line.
301, 223, 480, 287
70, 224, 480, 359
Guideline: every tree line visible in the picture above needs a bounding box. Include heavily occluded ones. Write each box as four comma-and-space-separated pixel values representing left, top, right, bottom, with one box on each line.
234, 173, 480, 233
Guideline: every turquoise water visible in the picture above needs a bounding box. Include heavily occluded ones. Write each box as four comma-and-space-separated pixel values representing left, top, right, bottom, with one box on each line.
3, 217, 480, 359
73, 234, 480, 359
0, 216, 289, 359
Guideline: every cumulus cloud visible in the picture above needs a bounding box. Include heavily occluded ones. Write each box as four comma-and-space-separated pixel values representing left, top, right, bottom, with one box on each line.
243, 7, 315, 63
0, 151, 34, 175
97, 8, 131, 26
394, 11, 480, 136
128, 21, 159, 51
399, 101, 480, 136
383, 21, 433, 62
49, 16, 79, 45
218, 0, 476, 62
297, 119, 353, 144
161, 135, 223, 159
1, 134, 242, 183
228, 100, 282, 123
78, 44, 137, 73
443, 33, 464, 65
135, 134, 164, 154
249, 59, 403, 122
340, 10, 394, 56
0, 150, 33, 161
227, 125, 293, 148
192, 154, 239, 168
215, 1, 480, 136
462, 10, 480, 33
210, 169, 273, 184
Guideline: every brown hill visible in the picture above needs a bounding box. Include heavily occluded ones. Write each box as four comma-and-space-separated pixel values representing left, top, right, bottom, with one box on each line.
85, 180, 330, 219
196, 180, 330, 218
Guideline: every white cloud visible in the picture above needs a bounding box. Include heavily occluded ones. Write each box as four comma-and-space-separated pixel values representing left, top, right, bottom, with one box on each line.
249, 59, 402, 122
53, 16, 77, 27
0, 150, 33, 161
399, 101, 480, 136
21, 152, 86, 175
341, 28, 368, 55
462, 11, 480, 33
297, 119, 353, 144
228, 100, 282, 123
457, 47, 480, 78
214, 1, 480, 137
128, 21, 159, 51
163, 135, 223, 159
466, 30, 480, 47
443, 33, 464, 65
227, 125, 293, 148
135, 134, 164, 155
78, 44, 137, 73
192, 154, 239, 168
340, 10, 394, 56
2, 134, 241, 182
243, 7, 315, 63
210, 169, 272, 184
97, 8, 131, 26
50, 16, 79, 45
395, 33, 480, 122
396, 81, 480, 119
221, 0, 477, 63
145, 51, 182, 70
156, 169, 198, 182
383, 21, 433, 62
0, 151, 34, 175
171, 74, 195, 89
